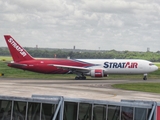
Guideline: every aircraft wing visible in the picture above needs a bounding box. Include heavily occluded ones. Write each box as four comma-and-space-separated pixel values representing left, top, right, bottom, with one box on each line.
48, 64, 90, 73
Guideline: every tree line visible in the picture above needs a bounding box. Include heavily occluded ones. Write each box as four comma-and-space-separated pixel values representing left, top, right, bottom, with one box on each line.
0, 47, 160, 62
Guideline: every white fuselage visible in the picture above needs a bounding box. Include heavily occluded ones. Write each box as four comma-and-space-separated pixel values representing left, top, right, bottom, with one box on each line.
78, 59, 158, 74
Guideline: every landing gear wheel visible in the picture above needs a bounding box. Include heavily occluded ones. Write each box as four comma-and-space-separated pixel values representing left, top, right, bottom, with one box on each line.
75, 73, 86, 80
75, 76, 86, 80
143, 76, 147, 80
75, 76, 79, 80
82, 76, 86, 80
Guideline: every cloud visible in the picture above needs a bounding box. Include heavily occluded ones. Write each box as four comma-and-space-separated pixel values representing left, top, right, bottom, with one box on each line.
0, 0, 160, 52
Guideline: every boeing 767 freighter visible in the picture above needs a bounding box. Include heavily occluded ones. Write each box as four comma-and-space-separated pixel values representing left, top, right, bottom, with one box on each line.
4, 35, 158, 80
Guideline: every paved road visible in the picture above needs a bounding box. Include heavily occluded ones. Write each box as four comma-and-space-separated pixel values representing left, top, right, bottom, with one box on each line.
0, 78, 160, 102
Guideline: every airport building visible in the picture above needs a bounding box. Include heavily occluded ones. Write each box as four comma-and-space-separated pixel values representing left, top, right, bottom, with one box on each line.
0, 95, 159, 120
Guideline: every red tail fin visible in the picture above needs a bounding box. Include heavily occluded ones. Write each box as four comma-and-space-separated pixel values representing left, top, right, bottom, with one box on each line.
4, 35, 34, 62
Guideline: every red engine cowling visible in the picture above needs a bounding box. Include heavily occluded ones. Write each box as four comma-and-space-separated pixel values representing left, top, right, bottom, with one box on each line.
90, 69, 107, 77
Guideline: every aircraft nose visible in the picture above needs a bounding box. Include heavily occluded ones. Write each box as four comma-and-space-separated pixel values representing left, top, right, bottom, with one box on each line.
155, 65, 159, 70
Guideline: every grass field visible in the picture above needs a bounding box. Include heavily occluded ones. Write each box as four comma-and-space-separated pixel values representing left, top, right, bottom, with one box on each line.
112, 83, 160, 93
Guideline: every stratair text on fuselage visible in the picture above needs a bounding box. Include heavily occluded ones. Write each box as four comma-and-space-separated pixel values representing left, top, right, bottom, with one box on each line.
103, 62, 138, 68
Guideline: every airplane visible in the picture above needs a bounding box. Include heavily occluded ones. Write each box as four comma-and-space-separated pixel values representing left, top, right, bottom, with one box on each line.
4, 35, 158, 80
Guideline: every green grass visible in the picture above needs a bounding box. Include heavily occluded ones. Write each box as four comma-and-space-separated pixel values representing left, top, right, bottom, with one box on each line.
155, 63, 160, 68
0, 56, 12, 61
112, 83, 160, 93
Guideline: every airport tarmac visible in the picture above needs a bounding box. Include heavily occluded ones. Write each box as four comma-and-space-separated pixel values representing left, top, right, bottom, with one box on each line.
0, 78, 160, 102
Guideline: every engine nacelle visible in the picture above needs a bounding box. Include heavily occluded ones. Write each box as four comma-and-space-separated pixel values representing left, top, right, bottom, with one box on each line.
90, 69, 107, 77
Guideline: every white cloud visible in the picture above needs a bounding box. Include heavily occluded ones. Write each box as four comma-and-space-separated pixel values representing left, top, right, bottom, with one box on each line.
0, 0, 160, 52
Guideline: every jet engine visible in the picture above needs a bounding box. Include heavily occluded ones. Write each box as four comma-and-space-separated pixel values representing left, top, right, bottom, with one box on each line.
90, 69, 107, 77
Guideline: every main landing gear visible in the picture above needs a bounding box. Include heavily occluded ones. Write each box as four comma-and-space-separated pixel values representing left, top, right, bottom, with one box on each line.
75, 73, 86, 80
143, 74, 147, 80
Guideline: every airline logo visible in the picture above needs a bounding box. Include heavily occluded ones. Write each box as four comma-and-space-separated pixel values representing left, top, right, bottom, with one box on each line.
8, 38, 27, 57
104, 62, 138, 68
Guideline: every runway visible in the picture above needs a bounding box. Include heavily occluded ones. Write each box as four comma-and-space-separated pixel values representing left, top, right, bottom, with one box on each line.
0, 78, 160, 102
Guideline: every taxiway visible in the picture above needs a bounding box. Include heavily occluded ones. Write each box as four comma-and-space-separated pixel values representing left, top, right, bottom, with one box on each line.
0, 78, 160, 102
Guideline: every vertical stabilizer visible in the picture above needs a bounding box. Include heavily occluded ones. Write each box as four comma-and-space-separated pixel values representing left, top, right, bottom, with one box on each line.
4, 35, 34, 62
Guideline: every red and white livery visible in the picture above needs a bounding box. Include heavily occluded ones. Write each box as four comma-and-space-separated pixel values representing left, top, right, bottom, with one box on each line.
4, 35, 158, 80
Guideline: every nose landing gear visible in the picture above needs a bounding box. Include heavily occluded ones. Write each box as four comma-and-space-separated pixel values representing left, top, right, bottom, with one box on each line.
143, 74, 147, 80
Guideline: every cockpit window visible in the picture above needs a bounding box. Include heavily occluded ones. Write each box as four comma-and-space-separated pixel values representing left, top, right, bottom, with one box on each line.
149, 63, 155, 66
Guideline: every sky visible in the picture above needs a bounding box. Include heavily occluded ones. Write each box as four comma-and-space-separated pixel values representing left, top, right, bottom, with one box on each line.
0, 0, 160, 52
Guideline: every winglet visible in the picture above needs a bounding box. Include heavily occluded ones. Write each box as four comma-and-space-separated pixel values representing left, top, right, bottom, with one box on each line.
4, 35, 34, 62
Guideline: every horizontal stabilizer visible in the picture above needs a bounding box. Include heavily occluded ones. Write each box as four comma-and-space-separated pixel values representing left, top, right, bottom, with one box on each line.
8, 62, 27, 67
